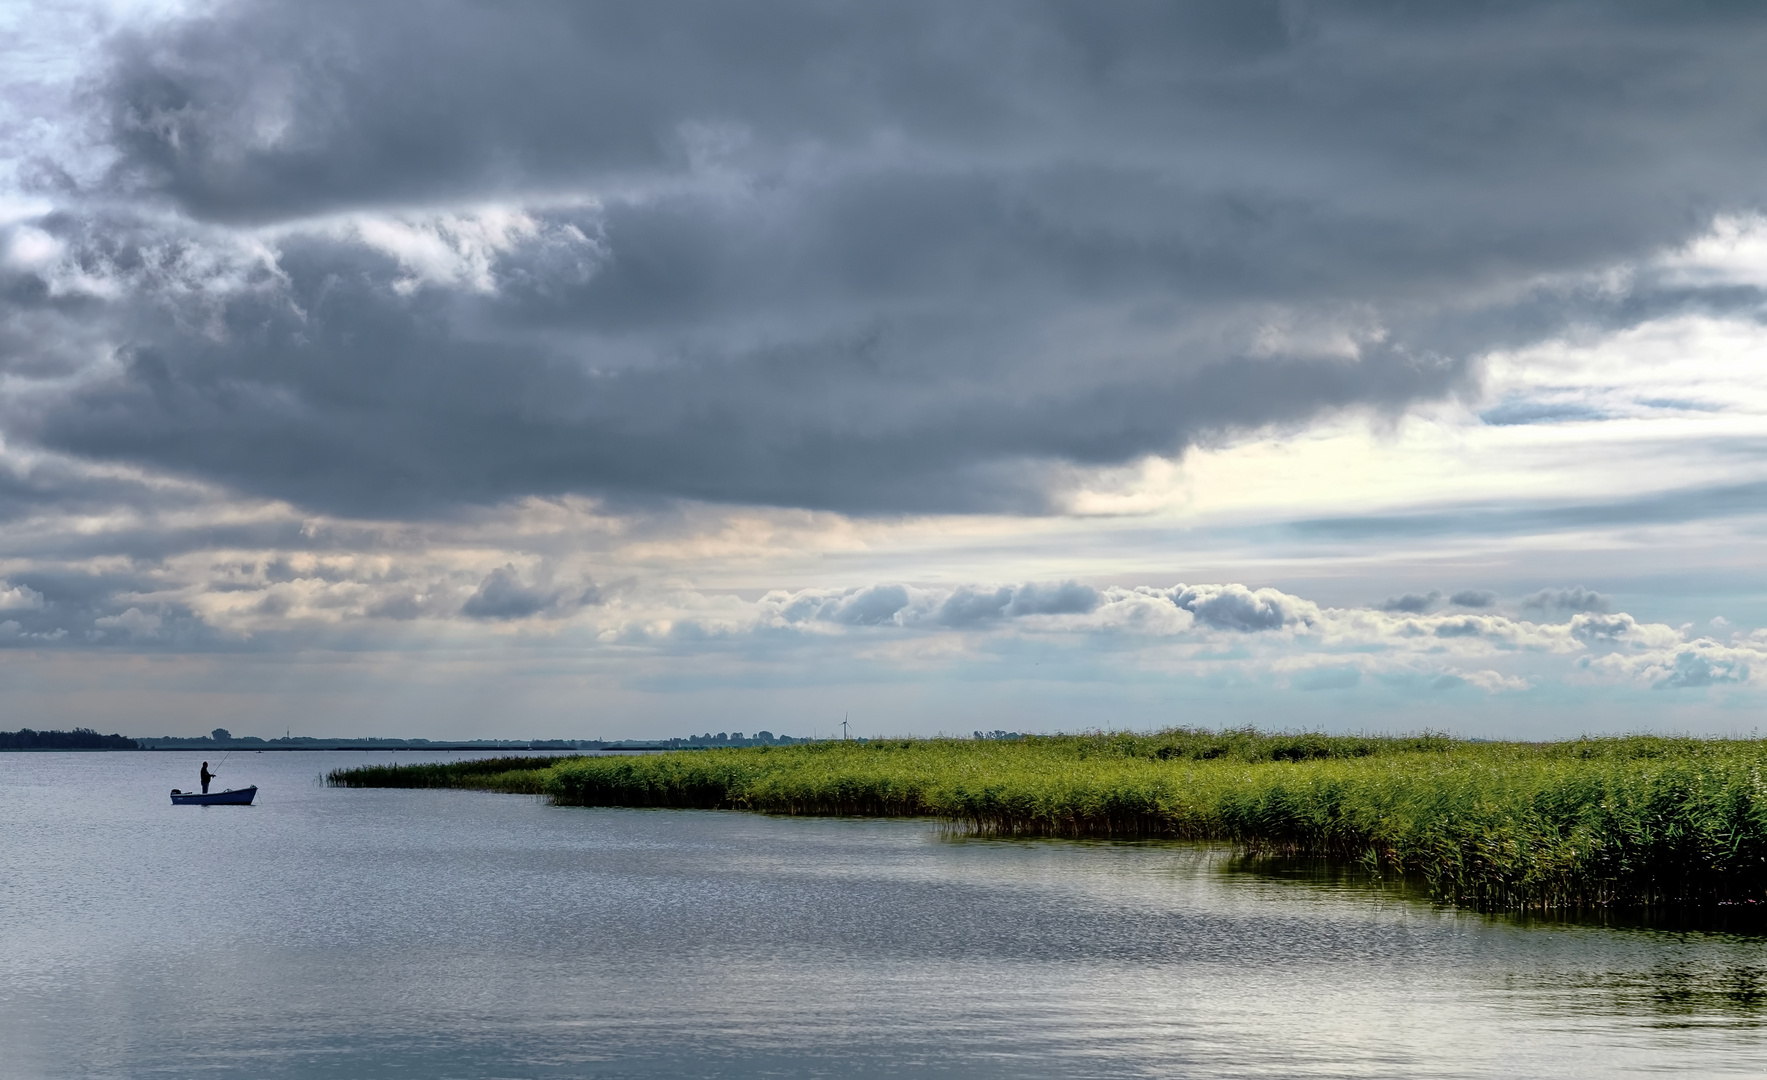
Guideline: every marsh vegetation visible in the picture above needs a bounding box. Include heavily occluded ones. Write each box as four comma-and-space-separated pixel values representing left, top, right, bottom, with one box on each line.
331, 730, 1767, 912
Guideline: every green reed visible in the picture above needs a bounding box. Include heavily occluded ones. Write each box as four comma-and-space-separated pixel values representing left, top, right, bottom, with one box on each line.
328, 731, 1767, 911
331, 755, 560, 794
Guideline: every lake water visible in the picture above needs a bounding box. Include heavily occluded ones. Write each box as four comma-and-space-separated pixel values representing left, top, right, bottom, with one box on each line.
4, 751, 1766, 1079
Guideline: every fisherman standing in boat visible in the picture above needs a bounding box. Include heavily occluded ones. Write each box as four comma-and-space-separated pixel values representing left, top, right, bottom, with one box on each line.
200, 761, 214, 794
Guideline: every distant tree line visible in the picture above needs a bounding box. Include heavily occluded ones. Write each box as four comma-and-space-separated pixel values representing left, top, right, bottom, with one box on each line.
0, 727, 139, 750
685, 730, 792, 747
0, 725, 820, 751
137, 730, 587, 750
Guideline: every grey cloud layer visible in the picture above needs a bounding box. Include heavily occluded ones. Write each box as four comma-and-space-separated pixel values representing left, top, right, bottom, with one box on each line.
6, 1, 1767, 518
0, 530, 1752, 696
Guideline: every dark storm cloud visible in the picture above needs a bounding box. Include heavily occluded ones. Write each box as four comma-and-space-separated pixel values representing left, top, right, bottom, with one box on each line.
100, 1, 1767, 245
13, 217, 1462, 515
10, 0, 1767, 517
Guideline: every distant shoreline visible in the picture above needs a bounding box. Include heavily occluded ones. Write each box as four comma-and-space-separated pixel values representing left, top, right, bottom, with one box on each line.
0, 745, 688, 753
1, 726, 788, 752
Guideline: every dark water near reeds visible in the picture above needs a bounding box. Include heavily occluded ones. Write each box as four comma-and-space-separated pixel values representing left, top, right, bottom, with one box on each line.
5, 752, 1767, 1079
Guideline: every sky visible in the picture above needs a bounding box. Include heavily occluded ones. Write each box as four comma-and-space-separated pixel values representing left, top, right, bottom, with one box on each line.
5, 0, 1767, 740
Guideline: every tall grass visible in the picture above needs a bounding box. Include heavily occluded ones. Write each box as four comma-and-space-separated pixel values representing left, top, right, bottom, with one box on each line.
333, 755, 561, 794
328, 730, 1767, 911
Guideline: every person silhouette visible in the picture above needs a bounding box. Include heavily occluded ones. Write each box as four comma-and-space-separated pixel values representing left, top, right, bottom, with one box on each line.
200, 761, 214, 794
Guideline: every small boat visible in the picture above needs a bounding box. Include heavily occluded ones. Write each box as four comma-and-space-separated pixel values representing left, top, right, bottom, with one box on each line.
170, 786, 257, 806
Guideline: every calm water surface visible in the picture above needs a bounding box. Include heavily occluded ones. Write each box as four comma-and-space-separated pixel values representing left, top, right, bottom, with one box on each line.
3, 751, 1766, 1079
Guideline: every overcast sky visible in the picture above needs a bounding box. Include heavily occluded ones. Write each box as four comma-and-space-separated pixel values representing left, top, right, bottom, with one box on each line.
4, 0, 1767, 739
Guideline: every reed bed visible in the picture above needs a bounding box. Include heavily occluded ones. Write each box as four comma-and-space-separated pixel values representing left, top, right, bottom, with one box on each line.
331, 755, 561, 794
328, 731, 1767, 912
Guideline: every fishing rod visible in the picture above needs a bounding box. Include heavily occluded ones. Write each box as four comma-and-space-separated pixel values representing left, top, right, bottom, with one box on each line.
202, 746, 237, 788
171, 745, 234, 798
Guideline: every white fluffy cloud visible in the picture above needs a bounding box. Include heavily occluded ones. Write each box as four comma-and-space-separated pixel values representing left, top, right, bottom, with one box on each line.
340, 205, 602, 295
117, 560, 1744, 696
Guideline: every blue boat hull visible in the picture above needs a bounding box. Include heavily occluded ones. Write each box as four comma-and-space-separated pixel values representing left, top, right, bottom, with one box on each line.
170, 786, 256, 806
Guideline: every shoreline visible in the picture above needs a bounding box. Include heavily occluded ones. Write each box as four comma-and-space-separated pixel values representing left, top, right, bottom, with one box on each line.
329, 728, 1767, 914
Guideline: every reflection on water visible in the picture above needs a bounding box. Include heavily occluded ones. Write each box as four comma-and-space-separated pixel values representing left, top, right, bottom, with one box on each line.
1531, 962, 1767, 1023
3, 751, 1767, 1079
1228, 851, 1767, 1025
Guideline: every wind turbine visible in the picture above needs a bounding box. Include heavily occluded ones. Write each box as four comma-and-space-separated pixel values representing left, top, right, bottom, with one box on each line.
841, 712, 849, 740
